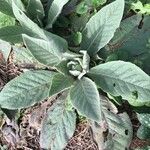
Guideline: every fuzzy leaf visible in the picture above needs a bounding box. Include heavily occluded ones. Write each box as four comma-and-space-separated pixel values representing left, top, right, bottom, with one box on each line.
46, 0, 69, 28
0, 70, 55, 109
12, 1, 68, 50
0, 0, 13, 17
101, 96, 133, 150
81, 0, 124, 56
40, 95, 76, 150
0, 40, 11, 61
23, 34, 64, 67
137, 125, 150, 140
70, 77, 102, 122
0, 12, 15, 28
0, 26, 25, 43
49, 73, 74, 96
88, 61, 150, 103
137, 113, 150, 139
27, 0, 45, 20
0, 0, 25, 17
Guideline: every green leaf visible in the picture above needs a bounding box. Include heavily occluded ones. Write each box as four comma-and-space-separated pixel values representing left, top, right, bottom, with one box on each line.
0, 26, 25, 43
70, 77, 102, 122
40, 94, 76, 150
0, 12, 15, 28
107, 14, 142, 50
23, 34, 65, 67
76, 1, 89, 15
0, 0, 25, 17
0, 70, 55, 109
13, 46, 44, 68
27, 0, 45, 21
137, 113, 150, 128
81, 0, 124, 56
0, 0, 14, 17
88, 61, 150, 103
101, 96, 133, 150
12, 1, 46, 38
0, 40, 11, 62
119, 16, 150, 57
137, 125, 150, 139
45, 0, 69, 29
137, 113, 150, 139
12, 0, 68, 51
49, 73, 74, 96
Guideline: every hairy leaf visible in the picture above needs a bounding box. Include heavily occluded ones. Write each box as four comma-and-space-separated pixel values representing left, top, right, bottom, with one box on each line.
0, 0, 25, 17
0, 40, 11, 61
12, 1, 68, 51
88, 61, 150, 103
27, 0, 45, 21
108, 14, 142, 49
40, 95, 76, 149
101, 96, 133, 150
0, 12, 15, 28
0, 70, 55, 109
70, 77, 102, 122
137, 113, 150, 139
0, 26, 25, 43
23, 34, 64, 67
49, 73, 74, 96
45, 0, 69, 28
0, 0, 13, 16
81, 0, 124, 56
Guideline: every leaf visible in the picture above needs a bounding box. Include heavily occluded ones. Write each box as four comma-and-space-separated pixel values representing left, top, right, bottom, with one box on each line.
27, 0, 45, 21
0, 26, 25, 43
0, 0, 25, 17
12, 0, 68, 52
0, 12, 15, 28
40, 94, 76, 150
0, 39, 11, 61
137, 113, 150, 139
49, 73, 74, 96
107, 14, 142, 49
70, 77, 102, 122
101, 96, 133, 150
88, 61, 150, 103
23, 34, 65, 67
81, 0, 124, 56
109, 16, 150, 56
45, 0, 69, 29
0, 70, 55, 109
137, 125, 150, 139
0, 0, 14, 17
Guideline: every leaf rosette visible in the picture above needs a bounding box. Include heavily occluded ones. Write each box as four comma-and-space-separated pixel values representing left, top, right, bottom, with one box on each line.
65, 50, 90, 79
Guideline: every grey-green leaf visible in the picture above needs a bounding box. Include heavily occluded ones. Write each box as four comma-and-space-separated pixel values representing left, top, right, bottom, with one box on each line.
0, 0, 25, 17
40, 95, 76, 150
137, 125, 150, 140
45, 0, 69, 29
137, 113, 150, 139
0, 39, 11, 61
0, 26, 25, 43
0, 70, 55, 109
81, 0, 124, 56
101, 96, 133, 150
23, 34, 64, 67
49, 73, 74, 96
27, 0, 45, 21
12, 0, 68, 52
88, 61, 150, 103
70, 77, 102, 122
0, 0, 13, 16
